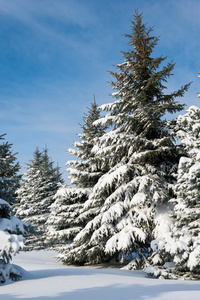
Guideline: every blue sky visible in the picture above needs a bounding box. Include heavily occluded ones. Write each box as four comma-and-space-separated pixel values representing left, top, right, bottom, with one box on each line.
0, 0, 200, 182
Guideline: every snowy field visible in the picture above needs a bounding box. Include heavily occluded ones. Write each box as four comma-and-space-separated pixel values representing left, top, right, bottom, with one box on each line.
0, 251, 200, 300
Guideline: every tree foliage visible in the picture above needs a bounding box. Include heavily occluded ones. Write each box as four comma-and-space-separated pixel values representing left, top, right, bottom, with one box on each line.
47, 97, 106, 252
146, 105, 200, 279
59, 11, 190, 266
0, 134, 28, 283
0, 137, 21, 205
15, 147, 63, 250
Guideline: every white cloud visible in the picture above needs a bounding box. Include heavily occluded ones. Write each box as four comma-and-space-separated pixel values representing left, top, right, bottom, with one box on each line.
0, 0, 102, 62
0, 0, 97, 27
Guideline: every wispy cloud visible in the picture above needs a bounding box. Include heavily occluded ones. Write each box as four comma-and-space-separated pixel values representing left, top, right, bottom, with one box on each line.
0, 0, 97, 28
0, 0, 104, 66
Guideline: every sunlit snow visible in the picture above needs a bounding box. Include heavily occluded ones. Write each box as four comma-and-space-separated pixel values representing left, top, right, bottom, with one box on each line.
0, 251, 200, 300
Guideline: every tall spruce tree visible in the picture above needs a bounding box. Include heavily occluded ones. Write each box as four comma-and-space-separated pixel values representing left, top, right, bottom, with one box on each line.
60, 11, 190, 266
146, 105, 200, 280
0, 134, 28, 283
15, 147, 63, 250
46, 97, 107, 252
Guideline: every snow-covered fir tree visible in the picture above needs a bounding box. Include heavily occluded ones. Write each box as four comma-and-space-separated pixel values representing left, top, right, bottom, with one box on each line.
0, 137, 21, 205
146, 105, 200, 280
59, 11, 190, 267
15, 147, 63, 250
46, 97, 106, 250
67, 95, 107, 188
0, 134, 28, 283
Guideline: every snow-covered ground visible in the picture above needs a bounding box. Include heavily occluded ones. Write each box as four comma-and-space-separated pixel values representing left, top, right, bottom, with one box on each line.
0, 251, 200, 300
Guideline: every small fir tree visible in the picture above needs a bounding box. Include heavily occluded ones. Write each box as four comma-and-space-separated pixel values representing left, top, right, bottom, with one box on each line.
47, 97, 106, 254
0, 139, 21, 205
146, 105, 200, 280
15, 147, 63, 250
0, 134, 28, 283
61, 11, 190, 266
67, 95, 107, 188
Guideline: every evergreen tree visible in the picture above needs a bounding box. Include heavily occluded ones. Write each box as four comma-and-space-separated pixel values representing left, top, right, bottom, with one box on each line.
46, 186, 89, 249
61, 11, 190, 266
15, 147, 63, 250
67, 95, 107, 188
0, 138, 21, 205
0, 134, 28, 283
146, 105, 200, 280
46, 97, 106, 252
